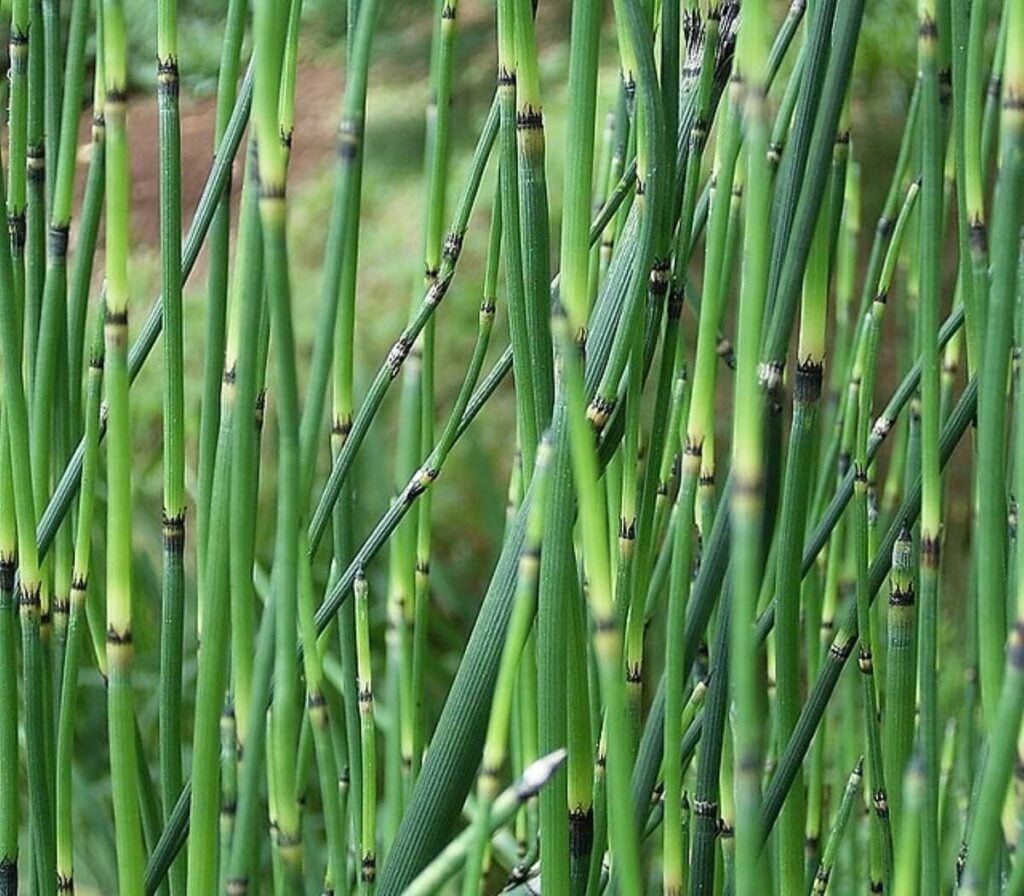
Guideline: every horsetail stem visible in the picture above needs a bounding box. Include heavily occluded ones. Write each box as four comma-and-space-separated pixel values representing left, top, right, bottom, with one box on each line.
883, 524, 916, 826
298, 530, 347, 894
811, 758, 862, 894
729, 1, 772, 890
324, 0, 379, 866
55, 305, 105, 893
226, 139, 263, 757
7, 7, 54, 876
404, 750, 567, 896
892, 755, 926, 893
8, 0, 29, 336
664, 418, 699, 896
463, 432, 553, 894
915, 0, 946, 886
773, 186, 829, 896
353, 570, 377, 895
186, 163, 252, 896
853, 260, 895, 890
961, 0, 989, 371
496, 0, 539, 478
306, 101, 499, 556
26, 0, 48, 402
156, 0, 187, 889
410, 0, 460, 787
103, 0, 147, 886
959, 5, 1024, 887
67, 55, 107, 443
40, 0, 59, 203
553, 0, 602, 885
554, 307, 643, 896
218, 701, 238, 893
566, 586, 594, 895
39, 0, 91, 680
37, 66, 253, 565
763, 0, 838, 320
195, 0, 246, 628
514, 0, 554, 427
662, 95, 745, 871
619, 347, 643, 745
252, 0, 304, 885
0, 423, 19, 892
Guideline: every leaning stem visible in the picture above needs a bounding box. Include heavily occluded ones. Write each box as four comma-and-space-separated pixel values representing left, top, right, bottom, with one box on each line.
463, 435, 553, 895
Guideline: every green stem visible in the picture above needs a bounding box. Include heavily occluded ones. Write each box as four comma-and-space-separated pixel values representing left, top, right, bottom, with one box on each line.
463, 434, 553, 894
916, 0, 945, 888
730, 2, 772, 891
103, 0, 146, 885
810, 758, 862, 893
354, 571, 377, 895
156, 1, 186, 890
55, 307, 105, 891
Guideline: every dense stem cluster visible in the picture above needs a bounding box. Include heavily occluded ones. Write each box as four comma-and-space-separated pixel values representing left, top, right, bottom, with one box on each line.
0, 0, 1022, 894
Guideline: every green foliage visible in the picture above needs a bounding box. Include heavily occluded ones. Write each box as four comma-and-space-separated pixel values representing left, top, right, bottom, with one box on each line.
2, 0, 1023, 895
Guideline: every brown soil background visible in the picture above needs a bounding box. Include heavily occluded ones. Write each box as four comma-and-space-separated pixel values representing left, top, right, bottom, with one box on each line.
75, 61, 344, 248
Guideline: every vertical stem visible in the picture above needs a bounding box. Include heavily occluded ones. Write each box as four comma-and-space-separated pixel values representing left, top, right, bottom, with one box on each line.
25, 0, 47, 395
853, 292, 895, 891
0, 416, 19, 892
39, 0, 91, 678
156, 0, 186, 890
960, 5, 1024, 887
218, 702, 238, 893
41, 0, 61, 205
463, 434, 553, 894
103, 0, 146, 885
962, 0, 988, 369
916, 0, 944, 888
355, 571, 377, 895
67, 67, 107, 441
497, 0, 539, 478
730, 1, 771, 891
883, 525, 916, 825
810, 758, 862, 893
55, 308, 105, 892
298, 531, 348, 894
773, 198, 828, 896
7, 0, 29, 348
514, 0, 554, 430
222, 140, 266, 895
411, 0, 458, 785
254, 1, 303, 885
196, 0, 246, 624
